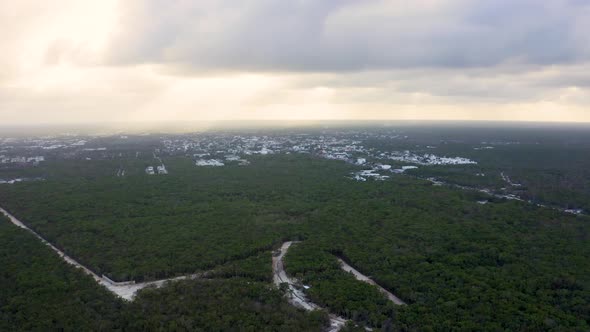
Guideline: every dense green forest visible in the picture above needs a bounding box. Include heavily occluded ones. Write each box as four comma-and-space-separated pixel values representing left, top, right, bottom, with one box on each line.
0, 156, 354, 281
0, 215, 328, 331
0, 214, 125, 331
123, 279, 329, 331
285, 244, 397, 327
405, 144, 590, 211
1, 136, 589, 330
284, 183, 589, 330
363, 125, 590, 211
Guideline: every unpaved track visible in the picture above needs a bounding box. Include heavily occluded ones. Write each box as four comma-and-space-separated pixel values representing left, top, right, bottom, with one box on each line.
273, 241, 348, 332
3, 206, 398, 330
272, 241, 319, 310
337, 258, 406, 305
0, 206, 204, 300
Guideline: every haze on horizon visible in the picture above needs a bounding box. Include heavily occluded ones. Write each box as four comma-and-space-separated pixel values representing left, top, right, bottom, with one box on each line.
2, 0, 590, 125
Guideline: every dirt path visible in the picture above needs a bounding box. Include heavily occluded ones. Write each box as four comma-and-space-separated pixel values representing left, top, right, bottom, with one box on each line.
3, 205, 399, 330
273, 241, 348, 332
0, 206, 204, 301
337, 258, 406, 305
423, 176, 586, 216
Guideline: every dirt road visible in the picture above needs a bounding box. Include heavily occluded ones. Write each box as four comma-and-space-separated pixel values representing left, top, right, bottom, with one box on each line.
0, 206, 203, 300
272, 241, 348, 332
2, 206, 399, 331
337, 258, 406, 305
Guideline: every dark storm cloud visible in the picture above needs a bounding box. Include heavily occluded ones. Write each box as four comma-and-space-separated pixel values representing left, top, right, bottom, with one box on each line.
107, 0, 590, 71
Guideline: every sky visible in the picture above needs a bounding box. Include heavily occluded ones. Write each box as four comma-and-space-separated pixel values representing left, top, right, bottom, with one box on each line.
2, 0, 590, 125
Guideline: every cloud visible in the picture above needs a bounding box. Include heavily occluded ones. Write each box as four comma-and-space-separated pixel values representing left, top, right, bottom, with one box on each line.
106, 0, 590, 71
1, 0, 590, 124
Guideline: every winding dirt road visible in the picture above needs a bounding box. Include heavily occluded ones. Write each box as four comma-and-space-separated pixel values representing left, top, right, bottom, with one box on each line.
0, 206, 204, 300
3, 206, 402, 331
273, 241, 348, 332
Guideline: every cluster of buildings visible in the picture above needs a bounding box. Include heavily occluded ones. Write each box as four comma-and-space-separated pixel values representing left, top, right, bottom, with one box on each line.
350, 170, 390, 182
0, 178, 25, 184
158, 131, 478, 181
161, 133, 368, 160
145, 165, 168, 175
0, 177, 44, 185
0, 136, 93, 151
0, 155, 45, 165
1, 131, 477, 182
195, 159, 225, 167
473, 146, 495, 150
162, 135, 283, 157
378, 151, 477, 165
0, 135, 116, 165
350, 164, 420, 181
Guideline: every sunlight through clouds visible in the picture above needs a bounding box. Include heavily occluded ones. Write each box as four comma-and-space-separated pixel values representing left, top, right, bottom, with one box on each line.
1, 0, 590, 124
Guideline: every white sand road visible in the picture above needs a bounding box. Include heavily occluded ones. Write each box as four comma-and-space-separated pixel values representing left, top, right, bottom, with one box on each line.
3, 206, 403, 331
272, 241, 348, 332
272, 242, 407, 331
337, 258, 406, 305
0, 206, 204, 300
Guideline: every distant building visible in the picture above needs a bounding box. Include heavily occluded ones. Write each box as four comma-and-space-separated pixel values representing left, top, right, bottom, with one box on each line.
157, 165, 168, 174
225, 155, 240, 161
195, 159, 225, 167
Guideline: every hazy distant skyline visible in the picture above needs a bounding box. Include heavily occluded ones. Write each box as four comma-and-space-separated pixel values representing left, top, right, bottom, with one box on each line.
2, 0, 590, 124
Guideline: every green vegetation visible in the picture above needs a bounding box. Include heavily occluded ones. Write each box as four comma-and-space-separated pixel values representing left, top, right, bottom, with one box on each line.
0, 214, 125, 331
205, 251, 272, 282
1, 128, 589, 330
286, 244, 396, 327
0, 215, 328, 331
365, 125, 590, 211
284, 178, 590, 330
125, 279, 329, 331
0, 155, 353, 281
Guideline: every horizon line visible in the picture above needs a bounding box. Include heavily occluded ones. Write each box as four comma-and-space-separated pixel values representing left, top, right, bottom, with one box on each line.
2, 118, 590, 127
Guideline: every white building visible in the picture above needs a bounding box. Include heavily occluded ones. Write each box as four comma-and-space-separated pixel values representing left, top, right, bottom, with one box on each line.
157, 165, 168, 174
195, 159, 225, 167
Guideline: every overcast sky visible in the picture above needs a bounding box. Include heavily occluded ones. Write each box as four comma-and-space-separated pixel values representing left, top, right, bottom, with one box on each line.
2, 0, 590, 124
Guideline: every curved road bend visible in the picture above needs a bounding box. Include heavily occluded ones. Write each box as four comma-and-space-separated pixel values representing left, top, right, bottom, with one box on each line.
0, 206, 204, 300
273, 241, 348, 332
